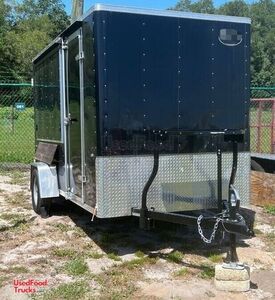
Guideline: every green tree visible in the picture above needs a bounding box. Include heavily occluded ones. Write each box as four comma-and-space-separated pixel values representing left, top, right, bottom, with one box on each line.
172, 0, 215, 13
0, 0, 12, 78
5, 16, 55, 75
15, 0, 69, 37
217, 0, 250, 17
250, 0, 275, 85
173, 0, 193, 11
0, 0, 69, 80
173, 0, 275, 86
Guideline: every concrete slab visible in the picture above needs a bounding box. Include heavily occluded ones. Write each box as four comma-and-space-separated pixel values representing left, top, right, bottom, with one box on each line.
215, 264, 250, 281
214, 278, 250, 292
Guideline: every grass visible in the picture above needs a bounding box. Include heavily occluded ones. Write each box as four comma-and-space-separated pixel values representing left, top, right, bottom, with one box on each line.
166, 251, 184, 264
0, 212, 24, 221
0, 106, 272, 164
265, 232, 275, 251
9, 266, 29, 274
250, 109, 272, 153
264, 205, 275, 215
53, 223, 73, 232
265, 231, 275, 250
207, 253, 223, 263
135, 250, 145, 258
36, 281, 90, 300
0, 112, 34, 163
199, 264, 215, 279
174, 267, 189, 277
52, 248, 78, 258
9, 171, 29, 185
254, 228, 264, 235
73, 227, 87, 238
0, 275, 9, 288
122, 257, 157, 270
107, 253, 122, 262
64, 258, 88, 276
11, 219, 30, 232
95, 257, 157, 299
87, 251, 104, 259
0, 213, 30, 233
6, 191, 31, 209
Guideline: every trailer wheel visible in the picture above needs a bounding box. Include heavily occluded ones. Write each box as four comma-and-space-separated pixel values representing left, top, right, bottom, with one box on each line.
31, 169, 51, 218
251, 159, 265, 172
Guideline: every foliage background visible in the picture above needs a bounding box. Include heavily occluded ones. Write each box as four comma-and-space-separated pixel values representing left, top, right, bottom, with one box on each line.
0, 0, 274, 85
0, 0, 69, 82
173, 0, 275, 86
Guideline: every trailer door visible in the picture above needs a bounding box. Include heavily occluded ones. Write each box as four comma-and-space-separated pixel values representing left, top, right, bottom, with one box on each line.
65, 28, 85, 200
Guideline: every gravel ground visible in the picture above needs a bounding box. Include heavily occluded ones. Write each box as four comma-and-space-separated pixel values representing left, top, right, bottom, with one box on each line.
0, 171, 274, 300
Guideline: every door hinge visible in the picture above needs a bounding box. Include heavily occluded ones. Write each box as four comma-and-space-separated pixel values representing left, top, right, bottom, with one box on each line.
64, 117, 70, 126
75, 51, 85, 61
62, 40, 68, 50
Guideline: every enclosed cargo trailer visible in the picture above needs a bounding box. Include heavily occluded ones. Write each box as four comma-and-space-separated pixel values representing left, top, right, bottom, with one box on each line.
31, 4, 253, 260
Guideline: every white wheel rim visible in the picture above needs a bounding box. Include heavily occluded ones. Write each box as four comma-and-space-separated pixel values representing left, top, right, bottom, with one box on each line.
33, 178, 38, 206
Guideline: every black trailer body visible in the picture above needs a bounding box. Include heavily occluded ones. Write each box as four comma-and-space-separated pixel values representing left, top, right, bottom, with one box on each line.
32, 5, 251, 220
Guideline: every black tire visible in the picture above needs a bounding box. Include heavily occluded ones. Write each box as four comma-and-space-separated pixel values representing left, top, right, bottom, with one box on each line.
31, 169, 51, 217
251, 159, 265, 172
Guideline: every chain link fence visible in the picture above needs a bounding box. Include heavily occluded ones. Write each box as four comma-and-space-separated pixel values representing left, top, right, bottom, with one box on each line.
0, 82, 34, 170
250, 87, 275, 154
0, 82, 275, 170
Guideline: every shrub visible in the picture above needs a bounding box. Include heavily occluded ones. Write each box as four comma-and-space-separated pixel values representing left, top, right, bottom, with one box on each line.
0, 107, 19, 119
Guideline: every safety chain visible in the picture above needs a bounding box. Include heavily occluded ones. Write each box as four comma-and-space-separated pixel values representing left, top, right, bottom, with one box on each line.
197, 215, 223, 244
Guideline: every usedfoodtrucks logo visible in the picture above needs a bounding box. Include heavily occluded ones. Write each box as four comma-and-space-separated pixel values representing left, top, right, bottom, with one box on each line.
218, 28, 243, 46
13, 279, 48, 293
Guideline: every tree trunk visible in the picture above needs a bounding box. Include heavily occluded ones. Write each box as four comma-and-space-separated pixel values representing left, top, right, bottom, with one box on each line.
71, 0, 84, 24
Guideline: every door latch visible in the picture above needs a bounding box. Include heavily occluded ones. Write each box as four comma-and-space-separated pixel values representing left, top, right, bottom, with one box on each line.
75, 51, 85, 61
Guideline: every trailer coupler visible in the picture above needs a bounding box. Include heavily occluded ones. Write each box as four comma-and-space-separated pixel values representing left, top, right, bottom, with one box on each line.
132, 208, 254, 238
136, 137, 254, 265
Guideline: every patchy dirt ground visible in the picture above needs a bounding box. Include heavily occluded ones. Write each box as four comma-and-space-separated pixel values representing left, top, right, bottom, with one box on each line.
0, 170, 275, 300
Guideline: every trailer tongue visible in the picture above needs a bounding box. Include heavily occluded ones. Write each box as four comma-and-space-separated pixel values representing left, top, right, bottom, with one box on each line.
133, 132, 254, 265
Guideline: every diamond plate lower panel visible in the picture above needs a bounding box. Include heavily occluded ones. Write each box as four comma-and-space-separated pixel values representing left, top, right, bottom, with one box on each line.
95, 152, 250, 218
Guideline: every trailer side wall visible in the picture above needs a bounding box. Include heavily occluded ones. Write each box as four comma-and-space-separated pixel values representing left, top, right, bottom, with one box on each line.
34, 47, 61, 144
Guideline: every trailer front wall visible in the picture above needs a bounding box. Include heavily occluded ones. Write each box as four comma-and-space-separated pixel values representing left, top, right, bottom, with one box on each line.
93, 11, 250, 156
91, 10, 250, 217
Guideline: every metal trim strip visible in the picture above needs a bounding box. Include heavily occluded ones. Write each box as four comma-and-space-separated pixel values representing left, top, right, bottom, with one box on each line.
59, 190, 96, 214
32, 37, 61, 64
87, 3, 251, 24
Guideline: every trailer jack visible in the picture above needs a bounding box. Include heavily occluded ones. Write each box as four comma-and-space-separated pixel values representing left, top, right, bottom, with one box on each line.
133, 138, 254, 265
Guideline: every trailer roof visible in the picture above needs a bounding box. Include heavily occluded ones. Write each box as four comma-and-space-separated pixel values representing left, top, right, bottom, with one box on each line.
86, 3, 251, 24
33, 3, 251, 63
